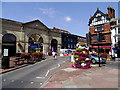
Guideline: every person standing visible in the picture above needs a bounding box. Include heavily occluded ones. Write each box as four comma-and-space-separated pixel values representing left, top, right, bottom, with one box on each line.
52, 51, 56, 59
71, 53, 74, 62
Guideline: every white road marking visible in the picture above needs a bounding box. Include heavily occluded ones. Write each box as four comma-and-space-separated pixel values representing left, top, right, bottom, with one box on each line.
58, 64, 60, 67
45, 70, 50, 77
36, 77, 45, 79
11, 80, 14, 82
30, 82, 34, 84
35, 60, 66, 79
40, 83, 42, 85
3, 79, 6, 82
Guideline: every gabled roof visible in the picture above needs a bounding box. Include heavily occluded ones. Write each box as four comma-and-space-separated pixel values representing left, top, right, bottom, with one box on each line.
88, 8, 110, 26
22, 19, 50, 30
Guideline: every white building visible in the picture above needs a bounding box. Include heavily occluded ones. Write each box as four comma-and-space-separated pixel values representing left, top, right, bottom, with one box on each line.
110, 18, 120, 58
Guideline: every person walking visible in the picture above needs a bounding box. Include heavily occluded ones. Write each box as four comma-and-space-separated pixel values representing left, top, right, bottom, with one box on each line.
52, 51, 56, 59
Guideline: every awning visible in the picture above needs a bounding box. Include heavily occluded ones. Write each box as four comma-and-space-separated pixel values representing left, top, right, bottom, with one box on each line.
91, 45, 111, 48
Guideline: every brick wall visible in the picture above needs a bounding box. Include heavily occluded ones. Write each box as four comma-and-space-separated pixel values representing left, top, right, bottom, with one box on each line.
90, 23, 111, 44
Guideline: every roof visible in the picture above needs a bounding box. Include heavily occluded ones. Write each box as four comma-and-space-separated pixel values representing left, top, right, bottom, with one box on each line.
88, 8, 110, 26
22, 19, 50, 30
0, 18, 22, 26
53, 27, 70, 33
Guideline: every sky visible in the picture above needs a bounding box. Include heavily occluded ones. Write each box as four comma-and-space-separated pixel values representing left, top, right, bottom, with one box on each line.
1, 2, 118, 37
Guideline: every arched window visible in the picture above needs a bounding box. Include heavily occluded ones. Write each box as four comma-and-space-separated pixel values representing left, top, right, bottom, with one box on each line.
2, 34, 16, 56
2, 34, 16, 43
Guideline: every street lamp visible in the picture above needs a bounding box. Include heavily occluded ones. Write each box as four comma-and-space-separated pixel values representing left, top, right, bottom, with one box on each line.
97, 33, 101, 67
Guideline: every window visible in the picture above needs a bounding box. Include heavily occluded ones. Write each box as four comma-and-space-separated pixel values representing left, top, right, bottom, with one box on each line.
118, 27, 120, 34
99, 33, 106, 42
93, 35, 98, 42
68, 44, 70, 49
95, 25, 104, 32
64, 37, 66, 41
118, 36, 120, 41
97, 17, 101, 21
118, 20, 120, 24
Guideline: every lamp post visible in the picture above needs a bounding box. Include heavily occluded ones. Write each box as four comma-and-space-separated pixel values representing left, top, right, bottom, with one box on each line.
97, 33, 101, 67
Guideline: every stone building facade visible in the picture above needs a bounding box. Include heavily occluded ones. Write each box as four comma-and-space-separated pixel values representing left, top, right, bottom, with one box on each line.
1, 18, 62, 56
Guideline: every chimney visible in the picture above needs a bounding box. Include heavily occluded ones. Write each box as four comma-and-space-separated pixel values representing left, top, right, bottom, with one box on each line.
107, 6, 115, 18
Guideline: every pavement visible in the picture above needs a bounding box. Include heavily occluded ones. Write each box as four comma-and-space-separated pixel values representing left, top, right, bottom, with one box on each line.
42, 61, 119, 88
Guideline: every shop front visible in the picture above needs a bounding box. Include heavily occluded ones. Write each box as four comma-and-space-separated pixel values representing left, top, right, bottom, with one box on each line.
91, 45, 111, 54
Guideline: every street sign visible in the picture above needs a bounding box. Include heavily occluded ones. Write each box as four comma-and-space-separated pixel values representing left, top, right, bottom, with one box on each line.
3, 49, 8, 56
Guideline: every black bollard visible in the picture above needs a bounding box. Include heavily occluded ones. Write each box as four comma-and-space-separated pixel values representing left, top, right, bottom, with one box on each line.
2, 56, 10, 69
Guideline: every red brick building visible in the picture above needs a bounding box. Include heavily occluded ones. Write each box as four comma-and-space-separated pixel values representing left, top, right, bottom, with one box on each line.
88, 6, 115, 53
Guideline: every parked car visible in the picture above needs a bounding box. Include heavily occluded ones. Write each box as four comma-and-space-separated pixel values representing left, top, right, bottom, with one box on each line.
90, 54, 106, 64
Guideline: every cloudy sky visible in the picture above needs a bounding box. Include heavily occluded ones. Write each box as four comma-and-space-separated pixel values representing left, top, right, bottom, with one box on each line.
2, 2, 118, 37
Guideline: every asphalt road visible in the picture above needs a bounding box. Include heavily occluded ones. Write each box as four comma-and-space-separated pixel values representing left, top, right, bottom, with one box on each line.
2, 56, 70, 88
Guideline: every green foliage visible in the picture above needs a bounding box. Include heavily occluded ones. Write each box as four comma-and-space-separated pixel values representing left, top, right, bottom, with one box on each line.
76, 48, 82, 52
74, 55, 79, 58
73, 51, 77, 55
80, 61, 85, 63
79, 42, 85, 46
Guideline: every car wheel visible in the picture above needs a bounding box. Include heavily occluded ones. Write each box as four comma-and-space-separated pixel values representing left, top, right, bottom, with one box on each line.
91, 59, 96, 64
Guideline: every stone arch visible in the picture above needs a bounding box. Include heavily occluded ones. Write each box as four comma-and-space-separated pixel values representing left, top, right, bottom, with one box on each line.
28, 34, 44, 53
2, 31, 19, 41
2, 33, 17, 56
27, 32, 46, 43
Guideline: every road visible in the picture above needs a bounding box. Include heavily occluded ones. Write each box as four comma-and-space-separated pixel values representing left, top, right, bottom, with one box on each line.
103, 60, 119, 69
2, 56, 70, 88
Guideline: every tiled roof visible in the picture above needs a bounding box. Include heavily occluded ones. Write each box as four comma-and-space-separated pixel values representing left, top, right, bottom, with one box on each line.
53, 27, 70, 33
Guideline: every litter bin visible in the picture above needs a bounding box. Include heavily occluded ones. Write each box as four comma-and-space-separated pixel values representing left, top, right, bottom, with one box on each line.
2, 56, 10, 69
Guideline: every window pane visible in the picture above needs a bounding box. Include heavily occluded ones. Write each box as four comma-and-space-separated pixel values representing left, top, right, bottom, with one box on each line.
94, 35, 98, 42
118, 27, 120, 34
118, 20, 120, 24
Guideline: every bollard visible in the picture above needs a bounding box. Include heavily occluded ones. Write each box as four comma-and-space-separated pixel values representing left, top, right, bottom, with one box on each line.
2, 56, 10, 69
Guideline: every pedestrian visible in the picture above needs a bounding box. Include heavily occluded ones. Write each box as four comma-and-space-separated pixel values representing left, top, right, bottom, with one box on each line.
52, 51, 56, 59
71, 53, 74, 62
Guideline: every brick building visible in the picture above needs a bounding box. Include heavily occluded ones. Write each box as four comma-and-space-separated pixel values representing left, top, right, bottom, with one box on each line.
88, 6, 115, 53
